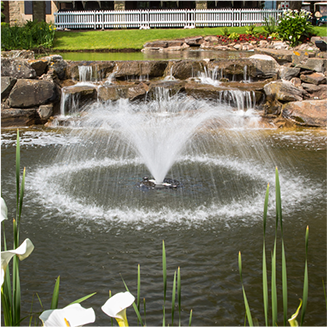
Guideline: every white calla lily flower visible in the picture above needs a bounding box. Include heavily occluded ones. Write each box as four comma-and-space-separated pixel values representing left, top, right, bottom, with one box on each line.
1, 238, 34, 286
39, 303, 96, 327
1, 197, 8, 223
101, 291, 135, 327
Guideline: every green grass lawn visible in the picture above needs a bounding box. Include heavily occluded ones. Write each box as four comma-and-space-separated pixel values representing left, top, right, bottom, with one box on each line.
53, 26, 327, 51
53, 26, 248, 50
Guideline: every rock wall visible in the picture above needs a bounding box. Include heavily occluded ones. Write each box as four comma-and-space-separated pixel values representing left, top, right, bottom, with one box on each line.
1, 46, 326, 129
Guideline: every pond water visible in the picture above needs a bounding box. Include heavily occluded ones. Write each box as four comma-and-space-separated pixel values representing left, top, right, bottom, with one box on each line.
55, 49, 253, 61
1, 92, 326, 326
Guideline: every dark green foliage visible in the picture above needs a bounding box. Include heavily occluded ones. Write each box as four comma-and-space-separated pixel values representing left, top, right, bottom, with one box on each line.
1, 20, 56, 51
1, 1, 5, 22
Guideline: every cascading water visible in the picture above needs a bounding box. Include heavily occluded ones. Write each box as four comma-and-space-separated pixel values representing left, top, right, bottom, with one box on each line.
60, 66, 97, 116
78, 65, 93, 82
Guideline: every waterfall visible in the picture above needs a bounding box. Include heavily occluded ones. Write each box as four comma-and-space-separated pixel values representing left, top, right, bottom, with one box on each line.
60, 88, 81, 116
218, 90, 256, 110
78, 66, 93, 82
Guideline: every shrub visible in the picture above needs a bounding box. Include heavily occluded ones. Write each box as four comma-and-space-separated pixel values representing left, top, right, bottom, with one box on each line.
228, 32, 239, 40
222, 26, 229, 36
1, 20, 56, 51
262, 15, 277, 36
277, 9, 313, 47
245, 24, 256, 36
1, 1, 5, 22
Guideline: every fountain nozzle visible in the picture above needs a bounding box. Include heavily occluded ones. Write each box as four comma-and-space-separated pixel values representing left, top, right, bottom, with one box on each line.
139, 177, 181, 190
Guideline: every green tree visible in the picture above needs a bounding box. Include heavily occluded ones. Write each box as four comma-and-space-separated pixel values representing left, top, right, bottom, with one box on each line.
0, 1, 5, 22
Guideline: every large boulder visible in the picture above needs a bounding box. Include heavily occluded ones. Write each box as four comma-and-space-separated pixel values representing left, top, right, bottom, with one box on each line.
291, 50, 314, 66
1, 108, 38, 127
127, 82, 149, 101
184, 82, 262, 108
282, 99, 327, 127
37, 104, 54, 122
167, 60, 204, 80
48, 56, 68, 80
114, 61, 168, 80
264, 80, 304, 102
249, 54, 280, 79
8, 79, 59, 108
148, 80, 186, 98
1, 50, 35, 60
301, 83, 327, 99
97, 85, 129, 102
254, 49, 292, 64
61, 85, 97, 110
1, 77, 17, 99
1, 59, 36, 79
279, 66, 300, 80
66, 61, 115, 81
143, 41, 168, 48
296, 58, 327, 73
28, 59, 49, 77
300, 72, 326, 85
206, 59, 256, 81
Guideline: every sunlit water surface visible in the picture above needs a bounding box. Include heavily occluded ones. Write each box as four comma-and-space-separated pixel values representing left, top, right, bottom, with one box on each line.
1, 96, 326, 326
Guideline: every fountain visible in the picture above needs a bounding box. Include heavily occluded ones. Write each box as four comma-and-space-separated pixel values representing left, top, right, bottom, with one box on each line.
1, 61, 325, 326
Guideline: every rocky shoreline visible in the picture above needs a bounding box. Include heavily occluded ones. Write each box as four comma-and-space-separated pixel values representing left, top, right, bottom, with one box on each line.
1, 37, 327, 129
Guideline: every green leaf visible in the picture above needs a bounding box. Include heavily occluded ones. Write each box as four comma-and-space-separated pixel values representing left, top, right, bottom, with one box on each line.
68, 292, 96, 305
300, 226, 309, 326
177, 267, 181, 327
188, 309, 193, 327
162, 240, 167, 305
121, 275, 144, 326
172, 271, 177, 326
16, 129, 20, 213
238, 252, 253, 326
262, 183, 269, 327
288, 299, 302, 327
18, 168, 26, 228
50, 276, 60, 309
143, 298, 147, 326
137, 264, 141, 311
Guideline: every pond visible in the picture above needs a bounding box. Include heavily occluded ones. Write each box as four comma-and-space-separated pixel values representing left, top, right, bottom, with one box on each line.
53, 49, 253, 61
1, 92, 326, 326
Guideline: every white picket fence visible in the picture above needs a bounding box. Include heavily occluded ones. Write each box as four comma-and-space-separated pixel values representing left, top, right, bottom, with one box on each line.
54, 8, 282, 30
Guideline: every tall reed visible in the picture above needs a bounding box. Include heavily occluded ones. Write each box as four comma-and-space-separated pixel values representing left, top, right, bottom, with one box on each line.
123, 240, 192, 326
239, 167, 309, 326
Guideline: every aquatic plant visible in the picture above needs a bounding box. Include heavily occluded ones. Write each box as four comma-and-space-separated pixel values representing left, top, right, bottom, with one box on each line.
119, 240, 192, 326
1, 130, 30, 326
239, 167, 309, 326
39, 303, 95, 327
102, 291, 135, 326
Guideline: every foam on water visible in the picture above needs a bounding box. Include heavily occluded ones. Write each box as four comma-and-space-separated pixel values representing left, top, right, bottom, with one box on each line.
25, 149, 322, 229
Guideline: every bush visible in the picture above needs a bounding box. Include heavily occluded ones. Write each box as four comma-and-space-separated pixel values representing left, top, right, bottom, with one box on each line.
228, 32, 239, 40
1, 20, 56, 51
245, 24, 256, 36
262, 16, 277, 36
277, 9, 313, 47
0, 1, 5, 22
